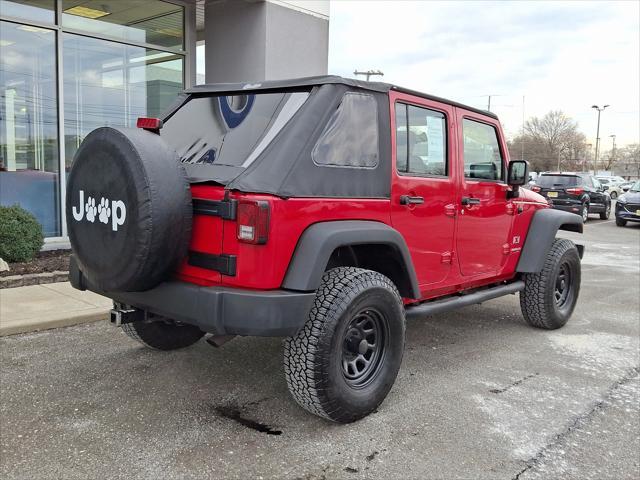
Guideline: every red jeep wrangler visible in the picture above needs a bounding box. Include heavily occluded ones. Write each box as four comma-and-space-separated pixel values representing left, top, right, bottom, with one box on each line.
67, 76, 584, 423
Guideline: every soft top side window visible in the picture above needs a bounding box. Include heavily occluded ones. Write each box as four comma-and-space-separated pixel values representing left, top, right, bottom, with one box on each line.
312, 92, 379, 169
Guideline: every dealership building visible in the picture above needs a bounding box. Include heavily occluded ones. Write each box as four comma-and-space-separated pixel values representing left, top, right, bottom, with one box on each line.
0, 0, 329, 242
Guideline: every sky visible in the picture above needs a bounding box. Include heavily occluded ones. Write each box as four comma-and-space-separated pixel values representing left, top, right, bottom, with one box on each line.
327, 0, 640, 148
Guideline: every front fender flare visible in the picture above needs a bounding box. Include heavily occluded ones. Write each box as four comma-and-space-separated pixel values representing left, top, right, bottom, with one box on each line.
517, 208, 583, 273
282, 220, 420, 299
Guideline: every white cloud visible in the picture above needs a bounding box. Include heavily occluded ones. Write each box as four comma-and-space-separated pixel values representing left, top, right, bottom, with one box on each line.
329, 0, 639, 146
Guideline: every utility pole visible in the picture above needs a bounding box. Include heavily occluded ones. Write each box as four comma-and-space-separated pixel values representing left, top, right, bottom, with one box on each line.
482, 94, 503, 112
521, 95, 525, 160
609, 134, 616, 170
353, 69, 384, 82
591, 104, 609, 174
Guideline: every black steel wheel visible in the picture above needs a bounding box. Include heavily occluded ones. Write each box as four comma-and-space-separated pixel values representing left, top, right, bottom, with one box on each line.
520, 239, 581, 329
284, 267, 405, 423
341, 308, 389, 388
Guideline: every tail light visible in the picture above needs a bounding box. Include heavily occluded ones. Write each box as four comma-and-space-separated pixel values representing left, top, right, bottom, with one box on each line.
136, 117, 163, 132
566, 187, 584, 195
531, 186, 541, 192
237, 200, 270, 244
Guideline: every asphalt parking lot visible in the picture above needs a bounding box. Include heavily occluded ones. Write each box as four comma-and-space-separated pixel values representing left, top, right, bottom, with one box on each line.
1, 218, 639, 480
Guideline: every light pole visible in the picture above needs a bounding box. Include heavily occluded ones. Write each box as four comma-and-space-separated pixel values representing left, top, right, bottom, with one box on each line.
592, 104, 609, 174
609, 134, 616, 170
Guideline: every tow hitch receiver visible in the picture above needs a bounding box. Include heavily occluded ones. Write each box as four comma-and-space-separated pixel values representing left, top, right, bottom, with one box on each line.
110, 304, 144, 326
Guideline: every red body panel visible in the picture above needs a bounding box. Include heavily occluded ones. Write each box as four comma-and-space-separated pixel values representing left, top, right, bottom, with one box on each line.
175, 93, 548, 302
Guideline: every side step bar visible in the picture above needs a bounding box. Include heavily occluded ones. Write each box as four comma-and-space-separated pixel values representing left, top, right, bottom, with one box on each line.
405, 281, 525, 320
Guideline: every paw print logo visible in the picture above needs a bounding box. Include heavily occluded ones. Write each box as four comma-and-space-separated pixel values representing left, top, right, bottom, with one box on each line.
98, 197, 111, 224
85, 197, 97, 223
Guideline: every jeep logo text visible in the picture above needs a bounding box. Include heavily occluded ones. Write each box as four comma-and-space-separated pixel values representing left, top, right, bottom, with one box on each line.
72, 190, 126, 231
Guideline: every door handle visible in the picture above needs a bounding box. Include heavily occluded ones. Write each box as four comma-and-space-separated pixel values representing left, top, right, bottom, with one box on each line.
400, 195, 425, 205
461, 197, 481, 206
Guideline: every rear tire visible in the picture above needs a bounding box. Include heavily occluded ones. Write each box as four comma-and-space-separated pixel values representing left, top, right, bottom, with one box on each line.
581, 203, 589, 222
122, 318, 204, 350
520, 239, 581, 330
600, 202, 611, 220
283, 267, 405, 423
616, 217, 627, 227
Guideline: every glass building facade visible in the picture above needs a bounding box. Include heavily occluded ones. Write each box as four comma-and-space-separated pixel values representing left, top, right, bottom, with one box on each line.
0, 0, 191, 238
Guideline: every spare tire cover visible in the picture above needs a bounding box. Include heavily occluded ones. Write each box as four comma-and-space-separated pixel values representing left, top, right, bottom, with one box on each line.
66, 127, 192, 292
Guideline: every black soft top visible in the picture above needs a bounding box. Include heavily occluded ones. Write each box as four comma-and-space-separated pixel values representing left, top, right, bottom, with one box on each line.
185, 75, 498, 120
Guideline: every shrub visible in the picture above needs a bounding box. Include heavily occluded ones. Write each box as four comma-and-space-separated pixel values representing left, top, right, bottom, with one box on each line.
0, 205, 44, 263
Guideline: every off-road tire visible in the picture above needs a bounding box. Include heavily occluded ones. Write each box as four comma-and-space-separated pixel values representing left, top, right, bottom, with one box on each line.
520, 239, 581, 330
616, 217, 626, 227
283, 267, 405, 423
599, 203, 611, 220
122, 318, 204, 350
581, 203, 589, 223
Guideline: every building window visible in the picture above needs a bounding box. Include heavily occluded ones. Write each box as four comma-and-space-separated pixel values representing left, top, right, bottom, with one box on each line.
395, 103, 447, 176
462, 119, 504, 181
63, 33, 183, 167
0, 20, 60, 236
61, 0, 184, 50
0, 0, 55, 24
0, 1, 187, 239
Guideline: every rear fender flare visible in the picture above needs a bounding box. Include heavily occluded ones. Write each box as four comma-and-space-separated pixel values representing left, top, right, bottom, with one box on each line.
517, 208, 584, 273
282, 220, 420, 299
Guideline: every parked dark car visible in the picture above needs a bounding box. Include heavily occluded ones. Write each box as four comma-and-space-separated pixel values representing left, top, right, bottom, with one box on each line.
615, 180, 640, 226
531, 172, 611, 222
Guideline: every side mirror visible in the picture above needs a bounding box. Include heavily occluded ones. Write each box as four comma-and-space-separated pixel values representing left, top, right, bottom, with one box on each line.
507, 160, 529, 198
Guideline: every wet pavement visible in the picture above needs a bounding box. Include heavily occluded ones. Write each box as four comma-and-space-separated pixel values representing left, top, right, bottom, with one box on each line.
1, 219, 639, 479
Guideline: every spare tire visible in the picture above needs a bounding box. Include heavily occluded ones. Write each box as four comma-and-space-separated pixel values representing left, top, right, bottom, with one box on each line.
66, 127, 192, 292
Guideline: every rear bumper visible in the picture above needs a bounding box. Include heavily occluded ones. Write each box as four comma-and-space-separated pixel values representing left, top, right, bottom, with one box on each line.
69, 256, 315, 337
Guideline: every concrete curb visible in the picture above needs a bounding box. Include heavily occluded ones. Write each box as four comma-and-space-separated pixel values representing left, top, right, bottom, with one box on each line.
0, 271, 69, 289
0, 310, 108, 336
0, 282, 112, 337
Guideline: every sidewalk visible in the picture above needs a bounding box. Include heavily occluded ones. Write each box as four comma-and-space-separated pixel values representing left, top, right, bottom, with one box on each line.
0, 282, 111, 336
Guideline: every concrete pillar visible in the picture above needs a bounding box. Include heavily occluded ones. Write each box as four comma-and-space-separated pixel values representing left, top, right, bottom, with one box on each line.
204, 0, 329, 83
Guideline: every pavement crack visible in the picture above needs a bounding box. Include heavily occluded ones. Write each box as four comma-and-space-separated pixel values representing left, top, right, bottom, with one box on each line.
510, 365, 639, 480
490, 373, 539, 394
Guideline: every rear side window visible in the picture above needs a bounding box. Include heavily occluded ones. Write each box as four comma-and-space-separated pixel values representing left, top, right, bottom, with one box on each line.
395, 103, 447, 176
312, 93, 379, 168
462, 119, 504, 181
537, 175, 581, 187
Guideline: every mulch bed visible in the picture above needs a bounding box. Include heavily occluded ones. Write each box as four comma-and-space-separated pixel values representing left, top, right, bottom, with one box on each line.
1, 250, 70, 277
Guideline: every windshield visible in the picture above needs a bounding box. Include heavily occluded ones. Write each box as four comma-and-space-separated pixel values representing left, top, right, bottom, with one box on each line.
537, 175, 580, 187
161, 91, 310, 169
630, 181, 640, 192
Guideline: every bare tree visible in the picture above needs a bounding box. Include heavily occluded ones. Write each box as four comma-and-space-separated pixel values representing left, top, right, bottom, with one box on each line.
613, 143, 640, 179
508, 111, 587, 172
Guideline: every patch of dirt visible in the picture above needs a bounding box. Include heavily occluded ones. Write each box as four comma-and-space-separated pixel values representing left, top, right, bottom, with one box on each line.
1, 250, 70, 277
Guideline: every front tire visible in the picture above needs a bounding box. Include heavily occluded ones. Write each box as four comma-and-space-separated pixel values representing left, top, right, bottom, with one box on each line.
284, 267, 405, 423
520, 239, 581, 330
616, 217, 627, 227
122, 317, 204, 350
